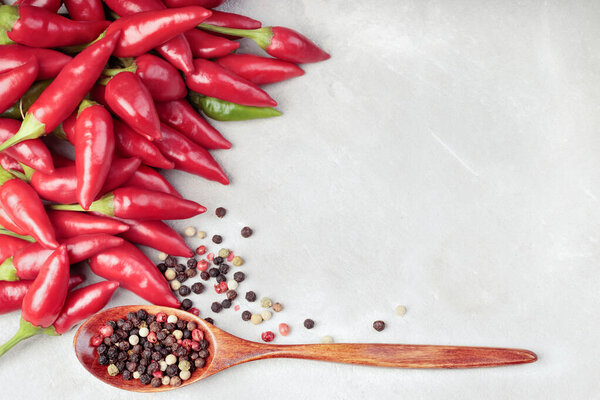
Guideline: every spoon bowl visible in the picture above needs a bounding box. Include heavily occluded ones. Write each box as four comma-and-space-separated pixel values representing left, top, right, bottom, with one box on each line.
74, 305, 537, 393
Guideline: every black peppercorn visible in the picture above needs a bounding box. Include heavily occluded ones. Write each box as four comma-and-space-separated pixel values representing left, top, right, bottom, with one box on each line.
165, 256, 177, 268
241, 311, 251, 321
147, 362, 159, 375
233, 271, 245, 282
151, 377, 162, 387
191, 282, 204, 294
204, 318, 214, 325
142, 349, 152, 360
156, 331, 167, 341
208, 267, 219, 277
118, 351, 128, 361
219, 263, 229, 274
241, 226, 253, 238
103, 337, 112, 346
200, 271, 210, 281
181, 298, 193, 310
137, 363, 147, 374
245, 291, 257, 302
106, 320, 117, 329
186, 268, 197, 278
137, 309, 147, 320
122, 370, 132, 381
216, 274, 226, 283
160, 348, 170, 357
107, 347, 119, 359
187, 258, 197, 269
165, 322, 176, 331
179, 285, 191, 296
226, 290, 237, 300
116, 360, 126, 372
116, 318, 125, 328
126, 361, 137, 372
109, 333, 119, 344
212, 234, 222, 244
129, 353, 140, 363
176, 320, 186, 330
304, 319, 315, 329
211, 302, 222, 313
198, 349, 209, 358
132, 344, 143, 354
140, 373, 152, 385
183, 329, 192, 339
98, 355, 109, 365
157, 263, 167, 273
176, 263, 186, 273
96, 344, 107, 354
121, 321, 133, 331
373, 320, 386, 332
118, 341, 130, 351
221, 299, 232, 309
215, 207, 226, 218
195, 358, 206, 368
213, 256, 224, 265
126, 311, 136, 320
199, 339, 209, 349
151, 351, 162, 361
116, 329, 128, 339
166, 364, 178, 377
176, 272, 188, 282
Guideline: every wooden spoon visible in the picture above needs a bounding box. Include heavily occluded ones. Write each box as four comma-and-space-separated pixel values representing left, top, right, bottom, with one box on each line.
74, 306, 537, 393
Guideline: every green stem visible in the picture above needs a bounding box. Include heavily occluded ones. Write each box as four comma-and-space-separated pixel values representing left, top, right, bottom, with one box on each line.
0, 29, 13, 45
0, 112, 46, 152
0, 165, 16, 185
20, 164, 34, 182
52, 124, 67, 140
50, 192, 115, 216
77, 99, 98, 116
197, 24, 273, 50
0, 5, 18, 32
59, 30, 106, 54
0, 258, 17, 281
0, 228, 35, 242
0, 318, 42, 358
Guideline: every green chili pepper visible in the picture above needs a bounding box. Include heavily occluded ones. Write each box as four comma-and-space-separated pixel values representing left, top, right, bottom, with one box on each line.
189, 92, 281, 122
1, 80, 52, 120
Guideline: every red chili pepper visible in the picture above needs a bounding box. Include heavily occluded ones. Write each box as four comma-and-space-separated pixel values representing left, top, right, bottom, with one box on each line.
105, 71, 162, 142
0, 118, 54, 173
0, 45, 71, 80
104, 0, 195, 74
14, 0, 63, 13
25, 157, 141, 205
163, 0, 225, 8
154, 123, 229, 185
0, 167, 58, 249
135, 54, 187, 102
186, 58, 277, 107
113, 119, 174, 169
0, 30, 122, 152
184, 29, 239, 59
52, 281, 119, 334
7, 234, 125, 281
0, 274, 84, 315
105, 7, 212, 58
0, 234, 30, 264
52, 186, 206, 221
0, 153, 21, 174
117, 218, 193, 257
1, 5, 109, 48
48, 210, 130, 238
204, 10, 261, 30
89, 241, 180, 308
0, 57, 38, 115
216, 53, 305, 86
155, 99, 231, 150
63, 0, 106, 21
74, 100, 115, 210
0, 205, 28, 236
124, 165, 182, 198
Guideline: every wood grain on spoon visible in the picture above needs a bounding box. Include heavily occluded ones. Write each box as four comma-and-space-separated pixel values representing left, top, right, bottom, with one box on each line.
74, 306, 537, 393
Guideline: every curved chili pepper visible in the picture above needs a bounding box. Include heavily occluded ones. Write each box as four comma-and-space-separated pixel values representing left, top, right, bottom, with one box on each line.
105, 71, 162, 142
190, 93, 281, 121
186, 58, 277, 107
0, 206, 28, 236
0, 234, 30, 264
1, 79, 51, 120
125, 165, 182, 198
204, 10, 261, 30
0, 45, 71, 80
0, 57, 38, 115
63, 0, 106, 21
74, 100, 115, 210
0, 153, 22, 174
0, 274, 84, 315
89, 241, 180, 308
0, 29, 122, 152
216, 53, 305, 85
51, 281, 120, 334
198, 25, 330, 64
52, 186, 207, 220
113, 119, 174, 169
134, 54, 187, 102
155, 123, 229, 184
163, 0, 225, 7
14, 0, 62, 12
0, 245, 68, 358
49, 210, 129, 239
25, 157, 141, 205
184, 29, 239, 59
104, 0, 195, 74
105, 6, 212, 57
0, 6, 109, 48
117, 218, 193, 257
2, 234, 125, 281
156, 99, 231, 150
0, 166, 58, 249
0, 118, 54, 173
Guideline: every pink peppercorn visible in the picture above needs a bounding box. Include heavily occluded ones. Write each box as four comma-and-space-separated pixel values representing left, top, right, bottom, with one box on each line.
177, 339, 183, 345
182, 339, 193, 349
192, 329, 204, 341
278, 323, 290, 336
191, 341, 200, 351
196, 245, 207, 255
214, 281, 228, 294
156, 312, 167, 323
220, 281, 228, 291
227, 251, 235, 262
188, 307, 200, 316
152, 371, 163, 378
261, 331, 275, 342
207, 252, 214, 262
147, 332, 158, 343
99, 325, 113, 338
234, 305, 240, 311
198, 260, 209, 271
90, 334, 103, 346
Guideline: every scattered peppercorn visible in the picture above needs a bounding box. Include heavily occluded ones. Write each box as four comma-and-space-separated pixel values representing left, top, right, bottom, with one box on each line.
226, 290, 237, 300
373, 320, 386, 332
215, 207, 227, 218
261, 331, 275, 342
250, 314, 263, 325
157, 263, 167, 273
232, 256, 243, 266
197, 231, 207, 239
165, 256, 177, 268
227, 280, 238, 290
181, 299, 193, 310
212, 235, 223, 244
241, 226, 253, 238
186, 269, 197, 278
260, 297, 273, 308
176, 272, 187, 283
191, 282, 204, 294
195, 245, 207, 255
233, 271, 245, 282
164, 269, 176, 281
261, 310, 272, 321
211, 302, 223, 313
184, 226, 197, 237
175, 263, 186, 273
321, 336, 334, 344
395, 305, 407, 316
213, 256, 224, 265
179, 285, 191, 296
219, 264, 229, 274
272, 303, 283, 312
200, 271, 210, 281
216, 274, 226, 283
208, 268, 219, 277
304, 319, 315, 329
204, 318, 214, 325
245, 291, 257, 302
241, 311, 252, 321
221, 299, 232, 309
278, 323, 290, 336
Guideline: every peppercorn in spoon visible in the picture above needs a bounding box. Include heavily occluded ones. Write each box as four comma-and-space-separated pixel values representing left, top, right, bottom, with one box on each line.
74, 305, 537, 392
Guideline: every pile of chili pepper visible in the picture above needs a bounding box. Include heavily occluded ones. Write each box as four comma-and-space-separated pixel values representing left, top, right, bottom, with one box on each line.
0, 0, 328, 358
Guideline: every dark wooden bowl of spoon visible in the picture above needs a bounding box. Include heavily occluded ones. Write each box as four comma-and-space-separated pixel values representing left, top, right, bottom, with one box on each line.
74, 305, 537, 393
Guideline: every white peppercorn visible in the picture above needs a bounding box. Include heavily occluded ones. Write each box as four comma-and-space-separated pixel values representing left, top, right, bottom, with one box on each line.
184, 226, 196, 237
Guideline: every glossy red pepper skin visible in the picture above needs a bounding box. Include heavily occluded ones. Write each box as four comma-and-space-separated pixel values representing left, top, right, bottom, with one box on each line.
155, 123, 229, 184
74, 102, 115, 210
21, 245, 69, 328
14, 0, 62, 12
186, 59, 277, 107
0, 45, 71, 80
184, 29, 239, 59
0, 274, 84, 315
28, 157, 141, 205
267, 27, 330, 64
12, 234, 125, 281
0, 118, 54, 173
0, 57, 38, 115
0, 153, 21, 174
48, 210, 130, 238
63, 0, 106, 21
135, 54, 187, 102
104, 0, 195, 74
6, 6, 110, 48
113, 119, 174, 169
105, 72, 162, 142
0, 234, 30, 264
89, 242, 180, 308
52, 281, 119, 334
163, 0, 225, 7
155, 99, 230, 150
105, 7, 212, 58
0, 175, 58, 249
111, 187, 206, 220
0, 205, 27, 236
125, 165, 182, 198
118, 218, 193, 257
204, 10, 261, 30
216, 53, 305, 85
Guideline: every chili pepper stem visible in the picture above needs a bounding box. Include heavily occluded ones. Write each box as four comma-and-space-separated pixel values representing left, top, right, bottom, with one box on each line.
77, 99, 98, 116
0, 6, 18, 33
0, 258, 17, 281
0, 29, 12, 45
50, 192, 115, 216
0, 318, 42, 358
0, 228, 35, 242
0, 165, 15, 184
0, 113, 46, 152
20, 164, 34, 182
198, 24, 273, 49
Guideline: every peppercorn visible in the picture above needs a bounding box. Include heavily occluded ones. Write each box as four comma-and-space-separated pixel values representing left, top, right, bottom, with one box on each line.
98, 355, 109, 365
107, 347, 119, 359
197, 231, 207, 239
250, 314, 263, 325
215, 207, 226, 218
194, 358, 206, 368
241, 311, 252, 321
245, 291, 257, 302
211, 302, 223, 313
204, 317, 214, 325
165, 363, 178, 377
116, 319, 125, 328
260, 297, 273, 308
278, 323, 290, 336
304, 319, 315, 329
170, 280, 182, 291
137, 363, 147, 374
233, 271, 245, 283
213, 256, 224, 265
176, 272, 188, 283
200, 271, 210, 281
216, 274, 226, 283
226, 290, 238, 300
373, 320, 386, 332
179, 285, 191, 296
181, 298, 193, 310
184, 226, 197, 237
151, 377, 162, 387
272, 303, 283, 312
232, 256, 243, 266
208, 267, 219, 277
147, 362, 159, 375
164, 268, 176, 281
219, 263, 229, 274
192, 282, 204, 294
241, 226, 253, 238
261, 310, 272, 321
221, 299, 232, 309
157, 263, 167, 273
164, 256, 177, 267
321, 336, 334, 344
261, 331, 275, 342
107, 364, 119, 376
137, 309, 147, 320
212, 234, 222, 244
122, 370, 132, 380
186, 269, 197, 278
